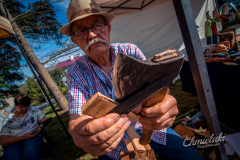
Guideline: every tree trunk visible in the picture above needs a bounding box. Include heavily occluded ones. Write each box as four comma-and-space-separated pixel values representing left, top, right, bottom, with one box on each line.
0, 4, 69, 110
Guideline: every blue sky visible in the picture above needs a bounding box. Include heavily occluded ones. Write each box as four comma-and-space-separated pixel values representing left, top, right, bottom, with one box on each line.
18, 0, 82, 84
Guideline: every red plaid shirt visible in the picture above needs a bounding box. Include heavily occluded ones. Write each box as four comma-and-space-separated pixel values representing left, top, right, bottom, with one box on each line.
67, 43, 167, 160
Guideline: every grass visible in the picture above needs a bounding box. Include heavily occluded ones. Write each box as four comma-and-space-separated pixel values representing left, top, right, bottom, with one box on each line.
169, 79, 199, 115
39, 79, 199, 160
40, 106, 97, 160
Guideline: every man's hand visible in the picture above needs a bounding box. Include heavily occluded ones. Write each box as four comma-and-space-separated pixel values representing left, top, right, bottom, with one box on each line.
69, 113, 131, 157
21, 132, 37, 141
134, 94, 178, 130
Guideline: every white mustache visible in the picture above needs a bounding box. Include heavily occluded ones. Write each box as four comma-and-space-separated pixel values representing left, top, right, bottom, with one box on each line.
85, 37, 107, 50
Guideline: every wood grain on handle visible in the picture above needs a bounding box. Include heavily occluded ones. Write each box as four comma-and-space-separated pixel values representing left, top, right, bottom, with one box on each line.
139, 87, 169, 145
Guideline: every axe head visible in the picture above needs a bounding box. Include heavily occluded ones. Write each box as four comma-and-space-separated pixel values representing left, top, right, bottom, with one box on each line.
112, 50, 184, 103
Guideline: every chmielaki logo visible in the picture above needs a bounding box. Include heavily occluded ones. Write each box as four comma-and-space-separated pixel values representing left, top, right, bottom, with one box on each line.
195, 126, 207, 133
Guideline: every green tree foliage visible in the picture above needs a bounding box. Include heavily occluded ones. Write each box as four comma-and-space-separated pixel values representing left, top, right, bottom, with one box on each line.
0, 0, 63, 106
27, 77, 44, 104
49, 68, 66, 88
60, 87, 68, 95
4, 0, 63, 45
0, 40, 25, 107
19, 83, 28, 94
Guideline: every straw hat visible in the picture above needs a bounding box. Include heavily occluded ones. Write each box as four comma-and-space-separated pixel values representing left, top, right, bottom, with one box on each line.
59, 0, 114, 36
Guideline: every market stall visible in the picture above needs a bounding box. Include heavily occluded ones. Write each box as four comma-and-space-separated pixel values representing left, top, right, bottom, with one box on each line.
96, 0, 230, 159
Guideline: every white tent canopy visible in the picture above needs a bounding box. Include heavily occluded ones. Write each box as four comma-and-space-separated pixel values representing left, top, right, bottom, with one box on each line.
96, 0, 173, 18
0, 0, 217, 58
96, 0, 217, 58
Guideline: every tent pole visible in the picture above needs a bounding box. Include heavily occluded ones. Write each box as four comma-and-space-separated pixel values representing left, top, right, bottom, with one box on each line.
13, 35, 71, 139
172, 0, 227, 159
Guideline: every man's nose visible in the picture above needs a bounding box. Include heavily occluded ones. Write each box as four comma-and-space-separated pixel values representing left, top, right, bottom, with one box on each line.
88, 28, 97, 39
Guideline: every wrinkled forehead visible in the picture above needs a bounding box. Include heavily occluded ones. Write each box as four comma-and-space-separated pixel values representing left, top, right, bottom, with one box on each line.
71, 15, 105, 31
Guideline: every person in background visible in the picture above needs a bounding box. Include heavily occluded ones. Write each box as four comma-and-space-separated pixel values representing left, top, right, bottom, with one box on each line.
229, 9, 237, 27
0, 93, 47, 160
221, 5, 230, 29
234, 6, 240, 24
205, 11, 219, 45
213, 6, 229, 22
211, 10, 222, 44
211, 6, 230, 44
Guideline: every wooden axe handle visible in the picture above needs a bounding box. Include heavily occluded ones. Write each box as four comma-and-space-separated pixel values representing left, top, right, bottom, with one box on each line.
139, 87, 169, 145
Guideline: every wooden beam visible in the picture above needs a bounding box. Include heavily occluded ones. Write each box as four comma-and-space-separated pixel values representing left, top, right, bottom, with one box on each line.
124, 138, 136, 159
124, 138, 135, 152
127, 126, 146, 152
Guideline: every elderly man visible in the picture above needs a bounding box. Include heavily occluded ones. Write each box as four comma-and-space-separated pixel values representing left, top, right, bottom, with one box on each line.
59, 0, 204, 159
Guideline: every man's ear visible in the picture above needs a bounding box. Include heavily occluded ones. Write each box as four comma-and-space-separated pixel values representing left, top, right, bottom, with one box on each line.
71, 37, 77, 45
107, 23, 111, 33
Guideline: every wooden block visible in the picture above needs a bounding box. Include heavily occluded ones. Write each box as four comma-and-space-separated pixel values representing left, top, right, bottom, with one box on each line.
215, 44, 228, 53
124, 138, 136, 158
217, 41, 230, 49
82, 92, 118, 118
148, 149, 156, 159
183, 125, 211, 138
127, 112, 140, 123
173, 124, 195, 142
137, 151, 148, 159
124, 135, 156, 160
124, 138, 135, 152
144, 145, 157, 160
82, 92, 141, 123
144, 144, 151, 150
126, 126, 149, 159
127, 126, 146, 152
120, 151, 130, 160
144, 144, 151, 158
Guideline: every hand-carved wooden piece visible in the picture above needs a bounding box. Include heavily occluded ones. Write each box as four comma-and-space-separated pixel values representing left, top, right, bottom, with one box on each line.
119, 125, 157, 160
112, 51, 184, 103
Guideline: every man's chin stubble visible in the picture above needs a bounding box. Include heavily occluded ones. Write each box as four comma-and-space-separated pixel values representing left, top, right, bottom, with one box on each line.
88, 45, 108, 56
88, 43, 105, 52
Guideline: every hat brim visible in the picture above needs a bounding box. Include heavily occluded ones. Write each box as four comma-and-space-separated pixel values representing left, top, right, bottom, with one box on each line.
59, 12, 114, 37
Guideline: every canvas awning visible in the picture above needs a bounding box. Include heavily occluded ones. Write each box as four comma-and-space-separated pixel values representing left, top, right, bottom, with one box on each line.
98, 0, 217, 58
96, 0, 171, 18
0, 16, 15, 39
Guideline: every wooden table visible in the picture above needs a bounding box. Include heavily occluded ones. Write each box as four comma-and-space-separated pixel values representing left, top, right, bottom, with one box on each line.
180, 58, 240, 132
